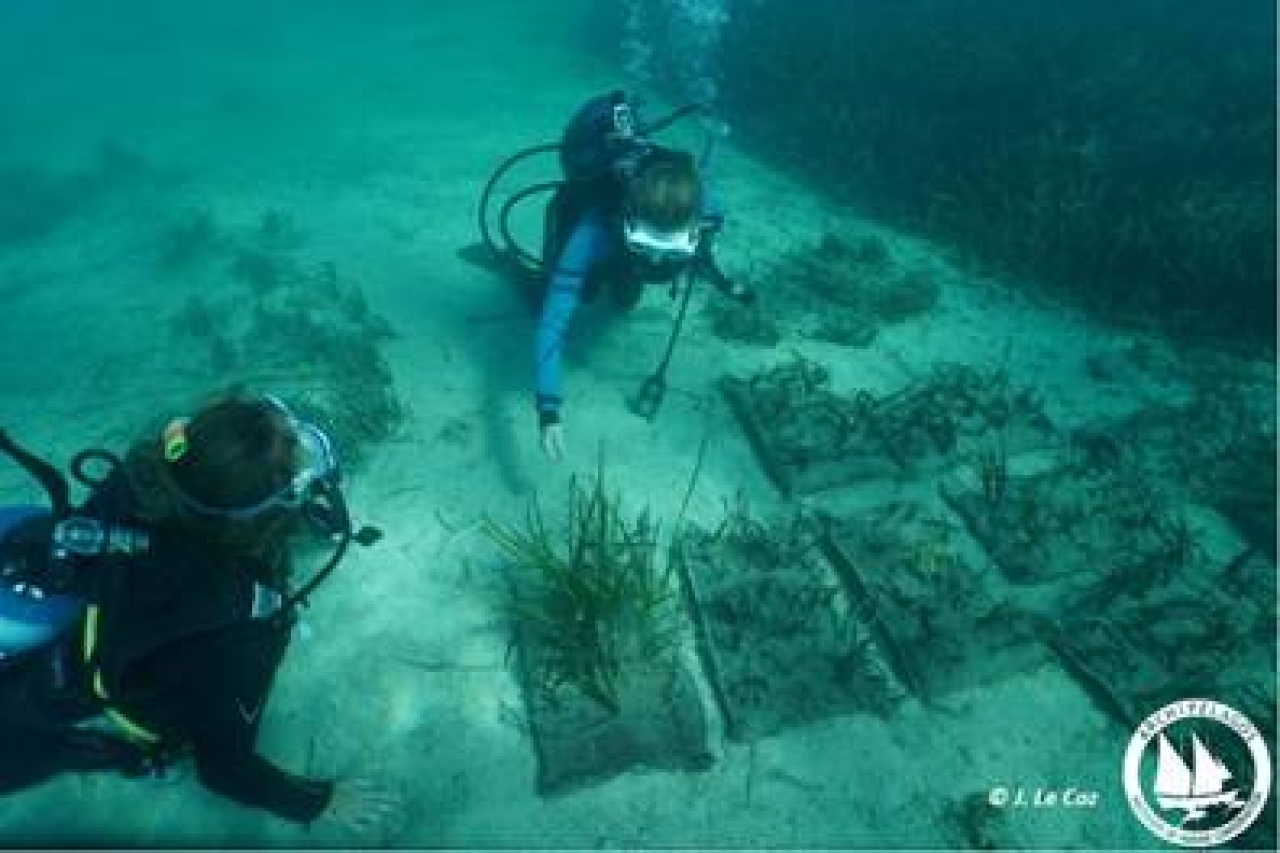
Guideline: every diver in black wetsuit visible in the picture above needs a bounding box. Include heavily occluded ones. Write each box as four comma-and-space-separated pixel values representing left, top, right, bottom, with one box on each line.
0, 394, 402, 832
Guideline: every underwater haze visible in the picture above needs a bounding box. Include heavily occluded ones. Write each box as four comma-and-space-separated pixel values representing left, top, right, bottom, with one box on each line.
0, 0, 1275, 849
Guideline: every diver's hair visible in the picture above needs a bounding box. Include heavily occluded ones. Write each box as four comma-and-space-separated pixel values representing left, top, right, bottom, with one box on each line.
124, 392, 302, 583
625, 151, 701, 230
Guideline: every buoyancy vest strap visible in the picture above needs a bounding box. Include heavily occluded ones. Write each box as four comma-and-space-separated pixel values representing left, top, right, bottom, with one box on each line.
82, 604, 161, 747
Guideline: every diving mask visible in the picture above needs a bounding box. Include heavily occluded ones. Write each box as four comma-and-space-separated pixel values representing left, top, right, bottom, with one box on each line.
168, 396, 342, 524
622, 217, 701, 265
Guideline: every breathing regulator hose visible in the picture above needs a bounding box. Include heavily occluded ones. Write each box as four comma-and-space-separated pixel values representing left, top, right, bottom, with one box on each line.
477, 100, 717, 275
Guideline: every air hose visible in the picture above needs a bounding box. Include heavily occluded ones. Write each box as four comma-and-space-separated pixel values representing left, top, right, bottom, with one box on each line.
477, 100, 712, 275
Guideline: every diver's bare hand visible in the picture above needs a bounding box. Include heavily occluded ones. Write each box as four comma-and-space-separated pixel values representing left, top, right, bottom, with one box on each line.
324, 776, 405, 837
540, 422, 566, 461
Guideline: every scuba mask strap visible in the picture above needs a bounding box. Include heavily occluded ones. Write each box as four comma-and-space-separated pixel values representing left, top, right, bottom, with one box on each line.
159, 399, 343, 523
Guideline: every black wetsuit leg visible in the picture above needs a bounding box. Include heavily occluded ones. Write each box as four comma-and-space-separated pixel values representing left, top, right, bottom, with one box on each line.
0, 638, 142, 792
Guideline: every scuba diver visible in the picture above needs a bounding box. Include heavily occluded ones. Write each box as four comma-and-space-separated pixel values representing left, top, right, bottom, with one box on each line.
479, 90, 756, 461
0, 394, 402, 833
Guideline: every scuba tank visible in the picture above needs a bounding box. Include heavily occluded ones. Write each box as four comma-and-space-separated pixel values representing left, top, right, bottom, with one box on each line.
0, 506, 86, 658
559, 90, 649, 184
0, 431, 150, 660
478, 90, 714, 277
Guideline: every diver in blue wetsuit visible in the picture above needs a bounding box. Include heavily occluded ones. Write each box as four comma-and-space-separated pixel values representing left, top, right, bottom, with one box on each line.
532, 92, 754, 460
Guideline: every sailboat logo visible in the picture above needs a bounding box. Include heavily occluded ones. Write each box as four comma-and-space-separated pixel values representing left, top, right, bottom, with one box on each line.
1123, 698, 1271, 847
1153, 733, 1244, 825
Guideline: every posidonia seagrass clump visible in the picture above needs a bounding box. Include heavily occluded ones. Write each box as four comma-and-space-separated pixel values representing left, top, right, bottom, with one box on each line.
485, 470, 683, 714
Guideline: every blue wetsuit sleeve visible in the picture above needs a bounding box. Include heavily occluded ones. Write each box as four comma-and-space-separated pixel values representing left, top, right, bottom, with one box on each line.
696, 174, 747, 299
700, 174, 726, 230
535, 215, 611, 418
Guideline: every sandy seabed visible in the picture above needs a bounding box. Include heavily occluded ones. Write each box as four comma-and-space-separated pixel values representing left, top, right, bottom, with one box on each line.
0, 2, 1268, 849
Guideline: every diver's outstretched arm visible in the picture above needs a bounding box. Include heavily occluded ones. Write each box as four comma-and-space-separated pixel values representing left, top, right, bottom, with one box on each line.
695, 237, 755, 305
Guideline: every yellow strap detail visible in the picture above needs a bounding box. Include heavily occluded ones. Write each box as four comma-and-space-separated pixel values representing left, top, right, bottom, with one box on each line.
82, 605, 161, 746
82, 605, 98, 669
105, 705, 161, 746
